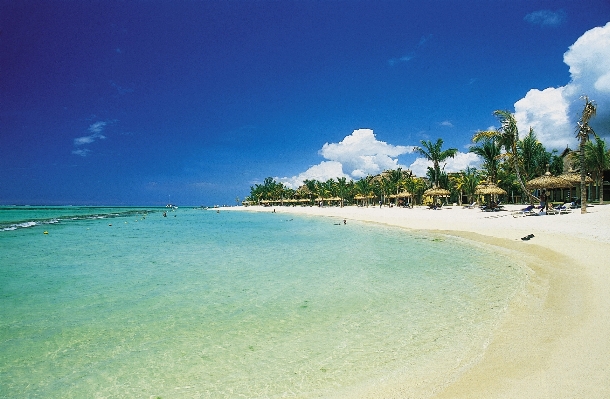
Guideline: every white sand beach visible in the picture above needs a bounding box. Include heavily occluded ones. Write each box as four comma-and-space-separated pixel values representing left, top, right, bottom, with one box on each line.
229, 204, 610, 398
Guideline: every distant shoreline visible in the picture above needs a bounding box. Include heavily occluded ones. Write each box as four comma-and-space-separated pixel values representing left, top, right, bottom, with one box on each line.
227, 204, 610, 398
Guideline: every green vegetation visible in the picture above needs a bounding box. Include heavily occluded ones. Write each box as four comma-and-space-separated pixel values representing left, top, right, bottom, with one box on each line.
245, 102, 609, 208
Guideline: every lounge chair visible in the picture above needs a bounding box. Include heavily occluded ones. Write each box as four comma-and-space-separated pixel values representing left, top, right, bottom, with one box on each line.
546, 204, 559, 215
463, 202, 477, 209
512, 205, 537, 217
557, 203, 571, 214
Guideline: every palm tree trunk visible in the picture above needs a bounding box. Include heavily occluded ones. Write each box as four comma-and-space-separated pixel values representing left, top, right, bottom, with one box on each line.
511, 140, 537, 204
580, 139, 587, 214
512, 155, 536, 204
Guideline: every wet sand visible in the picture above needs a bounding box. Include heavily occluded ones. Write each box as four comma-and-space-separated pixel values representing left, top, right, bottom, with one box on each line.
229, 204, 610, 398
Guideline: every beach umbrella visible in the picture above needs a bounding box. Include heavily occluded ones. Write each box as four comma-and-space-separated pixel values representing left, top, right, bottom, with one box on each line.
474, 181, 507, 196
396, 191, 413, 198
557, 170, 593, 185
474, 181, 506, 209
423, 187, 450, 197
556, 169, 593, 203
525, 171, 571, 190
423, 187, 450, 207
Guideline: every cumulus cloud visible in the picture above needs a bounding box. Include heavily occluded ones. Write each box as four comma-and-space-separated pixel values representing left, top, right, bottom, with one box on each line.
320, 129, 416, 176
279, 161, 348, 189
72, 121, 108, 156
514, 22, 610, 150
279, 129, 416, 188
524, 9, 567, 27
408, 152, 481, 177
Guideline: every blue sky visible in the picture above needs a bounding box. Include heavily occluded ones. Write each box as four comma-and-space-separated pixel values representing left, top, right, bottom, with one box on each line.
1, 1, 609, 206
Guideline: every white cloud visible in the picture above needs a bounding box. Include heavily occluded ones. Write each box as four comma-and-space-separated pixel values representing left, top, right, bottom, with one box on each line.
72, 121, 109, 156
320, 129, 415, 176
71, 148, 91, 157
279, 129, 416, 188
279, 161, 348, 189
514, 22, 610, 150
73, 136, 97, 146
88, 121, 107, 134
408, 152, 481, 177
514, 87, 571, 149
524, 10, 566, 27
439, 120, 454, 127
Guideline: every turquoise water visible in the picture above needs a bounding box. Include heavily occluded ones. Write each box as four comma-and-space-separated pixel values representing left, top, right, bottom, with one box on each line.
0, 207, 525, 398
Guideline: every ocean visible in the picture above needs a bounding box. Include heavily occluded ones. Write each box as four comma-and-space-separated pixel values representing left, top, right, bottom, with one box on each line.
0, 206, 525, 398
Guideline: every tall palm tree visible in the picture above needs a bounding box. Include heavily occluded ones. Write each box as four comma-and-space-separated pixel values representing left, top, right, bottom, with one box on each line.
469, 137, 501, 184
517, 128, 549, 181
576, 96, 597, 213
416, 138, 457, 188
584, 136, 609, 204
473, 110, 535, 203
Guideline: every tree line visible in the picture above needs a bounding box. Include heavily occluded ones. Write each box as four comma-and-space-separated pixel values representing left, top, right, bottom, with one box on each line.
246, 100, 609, 210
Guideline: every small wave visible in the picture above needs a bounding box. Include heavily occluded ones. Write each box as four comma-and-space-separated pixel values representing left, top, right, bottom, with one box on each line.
1, 221, 39, 231
1, 208, 158, 232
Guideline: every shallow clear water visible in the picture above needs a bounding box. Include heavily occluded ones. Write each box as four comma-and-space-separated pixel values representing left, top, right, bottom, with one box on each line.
0, 207, 525, 398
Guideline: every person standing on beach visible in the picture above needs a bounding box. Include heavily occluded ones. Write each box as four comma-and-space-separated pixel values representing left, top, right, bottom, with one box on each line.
539, 189, 548, 213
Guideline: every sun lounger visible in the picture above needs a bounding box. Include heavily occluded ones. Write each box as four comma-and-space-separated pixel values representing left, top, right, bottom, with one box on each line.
512, 205, 537, 217
557, 203, 571, 214
546, 205, 559, 215
463, 202, 477, 209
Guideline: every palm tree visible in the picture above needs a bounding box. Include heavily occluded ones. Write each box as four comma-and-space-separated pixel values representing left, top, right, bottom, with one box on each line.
408, 177, 427, 206
469, 137, 501, 184
517, 128, 550, 181
473, 110, 535, 203
584, 136, 609, 204
355, 177, 374, 207
452, 167, 481, 205
387, 168, 404, 197
576, 96, 597, 213
336, 177, 349, 207
416, 138, 458, 188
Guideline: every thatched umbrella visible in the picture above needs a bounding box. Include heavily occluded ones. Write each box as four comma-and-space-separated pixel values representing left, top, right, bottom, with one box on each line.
557, 170, 593, 185
556, 169, 593, 203
474, 181, 507, 196
423, 187, 450, 207
423, 187, 450, 197
475, 181, 506, 209
396, 190, 413, 206
525, 171, 571, 190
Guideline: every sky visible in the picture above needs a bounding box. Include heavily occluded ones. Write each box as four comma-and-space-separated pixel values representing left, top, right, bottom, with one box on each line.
1, 1, 610, 206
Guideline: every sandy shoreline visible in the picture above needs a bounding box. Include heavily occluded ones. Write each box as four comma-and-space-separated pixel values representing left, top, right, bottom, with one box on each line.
227, 204, 610, 398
